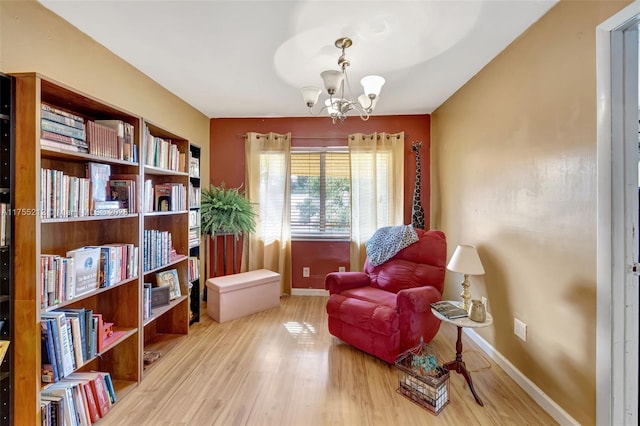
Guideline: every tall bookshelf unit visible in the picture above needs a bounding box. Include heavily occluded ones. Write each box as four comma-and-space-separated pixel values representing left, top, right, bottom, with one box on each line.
188, 144, 201, 324
141, 121, 190, 374
11, 73, 191, 424
0, 72, 14, 426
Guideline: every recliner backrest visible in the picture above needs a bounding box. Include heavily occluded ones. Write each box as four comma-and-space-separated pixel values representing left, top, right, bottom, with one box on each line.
364, 229, 446, 294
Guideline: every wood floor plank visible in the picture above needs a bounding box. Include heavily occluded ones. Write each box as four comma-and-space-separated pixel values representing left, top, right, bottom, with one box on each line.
100, 296, 558, 425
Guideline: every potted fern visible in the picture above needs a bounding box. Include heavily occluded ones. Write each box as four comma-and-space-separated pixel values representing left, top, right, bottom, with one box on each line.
200, 183, 257, 237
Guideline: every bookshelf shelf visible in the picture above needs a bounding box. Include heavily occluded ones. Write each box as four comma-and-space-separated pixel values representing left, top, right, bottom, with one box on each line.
144, 210, 188, 217
144, 165, 189, 177
41, 213, 139, 224
11, 72, 191, 425
144, 295, 189, 327
41, 146, 139, 167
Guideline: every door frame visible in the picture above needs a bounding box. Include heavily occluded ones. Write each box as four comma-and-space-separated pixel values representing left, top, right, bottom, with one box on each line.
596, 3, 640, 425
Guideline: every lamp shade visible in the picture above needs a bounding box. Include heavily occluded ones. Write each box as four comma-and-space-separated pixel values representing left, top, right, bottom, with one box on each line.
301, 86, 322, 107
320, 70, 345, 94
361, 75, 385, 97
447, 245, 485, 275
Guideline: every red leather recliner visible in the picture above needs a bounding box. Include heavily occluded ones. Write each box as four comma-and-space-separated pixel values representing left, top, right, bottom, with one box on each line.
325, 229, 446, 363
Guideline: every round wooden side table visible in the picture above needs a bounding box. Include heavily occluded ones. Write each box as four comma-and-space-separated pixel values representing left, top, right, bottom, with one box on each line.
431, 300, 493, 406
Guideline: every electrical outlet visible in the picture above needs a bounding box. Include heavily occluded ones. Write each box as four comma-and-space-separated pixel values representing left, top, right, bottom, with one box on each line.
303, 267, 310, 277
338, 266, 346, 272
481, 296, 487, 308
514, 318, 527, 341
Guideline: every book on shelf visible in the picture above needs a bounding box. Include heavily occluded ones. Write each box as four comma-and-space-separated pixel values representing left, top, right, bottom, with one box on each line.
110, 173, 140, 213
154, 183, 172, 212
188, 256, 200, 282
41, 104, 85, 130
189, 156, 200, 178
144, 125, 185, 171
156, 268, 181, 300
86, 120, 119, 160
66, 247, 101, 297
41, 319, 60, 383
41, 311, 75, 377
108, 179, 135, 213
57, 307, 94, 362
94, 119, 136, 162
143, 283, 152, 321
41, 117, 86, 140
85, 162, 111, 214
66, 372, 112, 418
430, 301, 469, 319
40, 394, 65, 426
41, 385, 77, 426
41, 103, 85, 127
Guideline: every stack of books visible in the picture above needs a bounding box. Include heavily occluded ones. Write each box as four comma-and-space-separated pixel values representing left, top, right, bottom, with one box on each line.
40, 103, 88, 154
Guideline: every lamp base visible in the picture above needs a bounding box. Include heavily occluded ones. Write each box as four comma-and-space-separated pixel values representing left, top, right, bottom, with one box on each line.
460, 274, 471, 311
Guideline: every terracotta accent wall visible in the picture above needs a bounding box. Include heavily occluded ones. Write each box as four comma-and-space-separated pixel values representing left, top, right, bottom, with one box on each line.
431, 1, 630, 424
209, 115, 431, 289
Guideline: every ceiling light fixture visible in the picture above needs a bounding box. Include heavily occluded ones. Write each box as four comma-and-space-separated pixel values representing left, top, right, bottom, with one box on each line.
301, 37, 385, 124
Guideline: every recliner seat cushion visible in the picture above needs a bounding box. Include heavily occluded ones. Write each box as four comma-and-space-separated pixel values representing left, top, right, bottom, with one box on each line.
326, 293, 399, 336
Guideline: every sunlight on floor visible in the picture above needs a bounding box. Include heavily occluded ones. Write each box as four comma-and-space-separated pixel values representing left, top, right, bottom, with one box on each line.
283, 321, 317, 344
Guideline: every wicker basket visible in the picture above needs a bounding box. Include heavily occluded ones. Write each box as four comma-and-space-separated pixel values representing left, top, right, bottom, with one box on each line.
395, 343, 450, 415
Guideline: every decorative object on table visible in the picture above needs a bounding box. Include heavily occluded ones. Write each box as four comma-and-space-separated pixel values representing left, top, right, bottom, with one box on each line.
156, 269, 181, 300
446, 244, 485, 311
468, 299, 487, 322
301, 37, 385, 123
395, 338, 450, 415
410, 141, 425, 230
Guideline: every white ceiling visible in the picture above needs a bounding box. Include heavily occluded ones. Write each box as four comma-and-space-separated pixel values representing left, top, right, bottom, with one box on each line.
38, 0, 557, 119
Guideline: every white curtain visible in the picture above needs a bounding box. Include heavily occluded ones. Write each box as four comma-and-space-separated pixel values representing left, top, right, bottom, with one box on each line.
243, 132, 292, 295
349, 132, 405, 271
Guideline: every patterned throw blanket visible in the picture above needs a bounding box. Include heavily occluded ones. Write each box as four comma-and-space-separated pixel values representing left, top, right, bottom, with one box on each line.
365, 225, 418, 267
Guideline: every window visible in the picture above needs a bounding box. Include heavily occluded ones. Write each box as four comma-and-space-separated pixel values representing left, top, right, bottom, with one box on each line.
290, 148, 350, 239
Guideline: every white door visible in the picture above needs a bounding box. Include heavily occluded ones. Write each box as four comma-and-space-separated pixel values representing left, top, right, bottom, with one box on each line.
597, 3, 640, 425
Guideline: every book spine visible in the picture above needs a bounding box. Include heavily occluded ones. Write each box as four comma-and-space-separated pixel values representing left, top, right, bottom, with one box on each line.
41, 108, 85, 130
41, 130, 88, 148
41, 118, 87, 140
41, 103, 85, 123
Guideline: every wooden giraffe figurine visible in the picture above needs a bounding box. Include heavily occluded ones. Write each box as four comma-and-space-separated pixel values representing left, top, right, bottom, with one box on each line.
411, 141, 425, 229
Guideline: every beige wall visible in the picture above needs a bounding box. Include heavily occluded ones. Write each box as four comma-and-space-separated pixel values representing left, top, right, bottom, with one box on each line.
0, 0, 210, 188
431, 1, 631, 424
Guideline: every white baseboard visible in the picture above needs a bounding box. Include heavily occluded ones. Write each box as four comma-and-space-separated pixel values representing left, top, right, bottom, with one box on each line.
291, 288, 329, 296
463, 328, 579, 426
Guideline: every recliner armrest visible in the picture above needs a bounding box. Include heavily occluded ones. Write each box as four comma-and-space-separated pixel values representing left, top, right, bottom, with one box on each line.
397, 286, 442, 313
325, 272, 371, 294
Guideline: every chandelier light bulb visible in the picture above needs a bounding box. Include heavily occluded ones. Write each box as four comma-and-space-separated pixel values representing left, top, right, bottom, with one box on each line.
320, 70, 345, 95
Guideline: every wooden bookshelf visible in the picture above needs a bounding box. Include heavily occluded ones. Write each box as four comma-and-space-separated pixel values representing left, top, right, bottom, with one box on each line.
141, 120, 190, 379
11, 73, 191, 424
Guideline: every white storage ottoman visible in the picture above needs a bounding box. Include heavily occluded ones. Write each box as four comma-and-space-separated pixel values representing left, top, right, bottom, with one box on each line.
206, 269, 280, 323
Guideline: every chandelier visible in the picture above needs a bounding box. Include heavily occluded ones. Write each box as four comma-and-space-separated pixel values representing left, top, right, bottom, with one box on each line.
301, 37, 385, 123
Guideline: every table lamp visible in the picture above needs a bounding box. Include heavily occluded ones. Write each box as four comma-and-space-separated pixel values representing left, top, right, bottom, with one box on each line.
447, 244, 485, 311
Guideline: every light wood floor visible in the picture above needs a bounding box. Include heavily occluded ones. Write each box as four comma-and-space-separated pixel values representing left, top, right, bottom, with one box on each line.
102, 296, 558, 425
